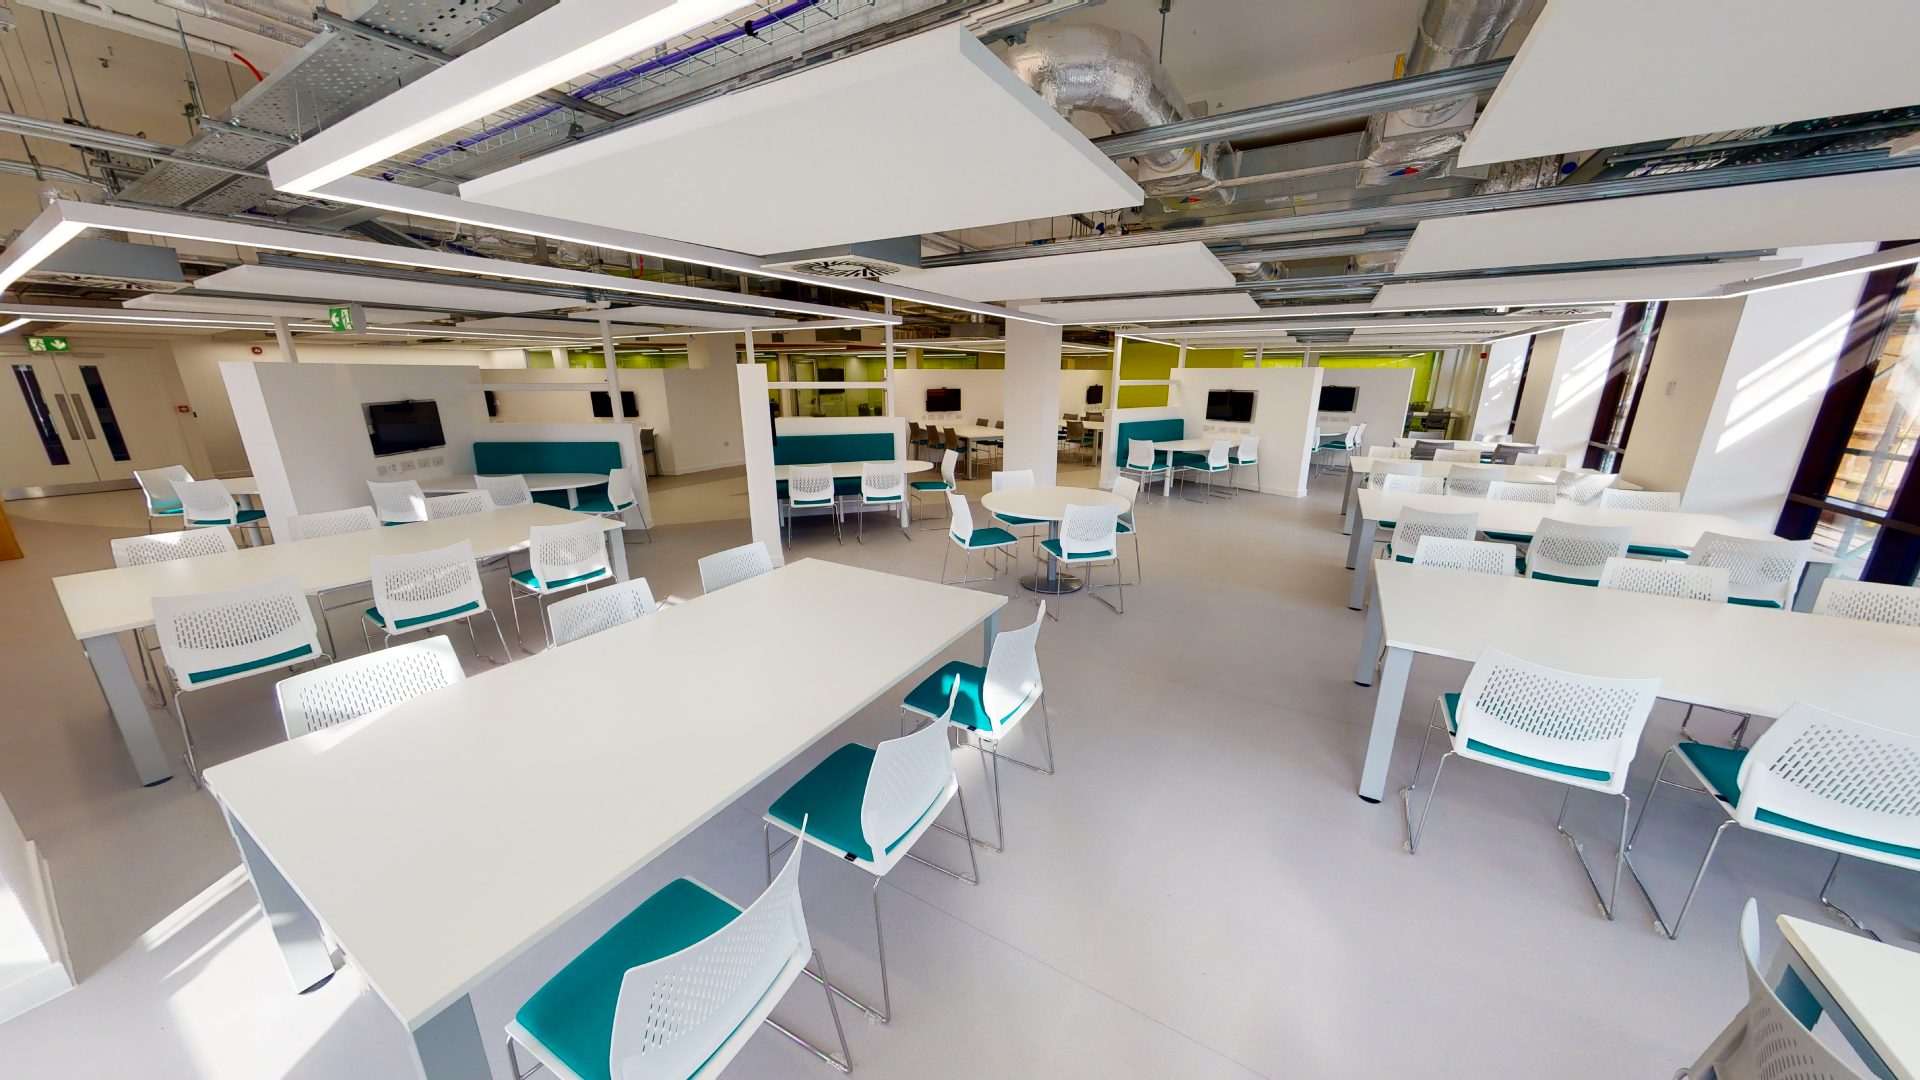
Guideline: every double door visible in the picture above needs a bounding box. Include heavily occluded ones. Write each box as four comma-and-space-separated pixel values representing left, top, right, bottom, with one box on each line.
2, 349, 189, 491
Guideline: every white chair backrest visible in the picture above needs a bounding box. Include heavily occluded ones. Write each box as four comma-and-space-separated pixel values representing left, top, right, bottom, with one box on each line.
1412, 536, 1515, 576
1555, 470, 1619, 505
1111, 476, 1140, 527
939, 448, 958, 486
1433, 448, 1482, 463
606, 469, 635, 510
1598, 557, 1728, 602
1381, 473, 1443, 495
1392, 438, 1420, 448
861, 461, 905, 501
788, 464, 835, 505
1734, 703, 1920, 871
1455, 647, 1660, 792
370, 540, 488, 629
1205, 440, 1230, 468
527, 518, 611, 590
609, 839, 810, 1080
699, 542, 773, 593
1445, 463, 1506, 497
1367, 446, 1412, 460
548, 578, 657, 647
426, 490, 496, 520
474, 474, 532, 509
1729, 899, 1876, 1080
275, 637, 464, 739
1813, 578, 1920, 626
286, 505, 379, 542
861, 720, 958, 860
368, 480, 428, 524
945, 491, 979, 545
1236, 435, 1261, 461
1124, 440, 1157, 470
134, 465, 191, 511
1527, 518, 1632, 583
1687, 533, 1812, 608
1058, 502, 1120, 559
152, 573, 324, 692
1391, 507, 1478, 555
979, 606, 1044, 734
1487, 480, 1555, 504
174, 479, 240, 525
1515, 452, 1566, 468
992, 469, 1035, 491
1599, 488, 1680, 512
1369, 459, 1423, 487
111, 527, 237, 567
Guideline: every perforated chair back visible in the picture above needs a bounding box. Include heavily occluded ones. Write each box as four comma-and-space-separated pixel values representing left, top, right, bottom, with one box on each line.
1411, 536, 1515, 576
175, 479, 242, 526
699, 542, 773, 593
1454, 647, 1660, 793
1687, 533, 1812, 608
1515, 452, 1566, 468
1389, 507, 1478, 559
526, 518, 611, 591
286, 505, 379, 541
1204, 440, 1230, 468
1058, 502, 1120, 560
1695, 899, 1878, 1080
1124, 440, 1158, 470
1234, 435, 1261, 462
604, 469, 636, 512
1487, 480, 1555, 503
1392, 438, 1420, 448
1445, 463, 1506, 497
1111, 476, 1140, 531
1527, 518, 1632, 584
370, 540, 490, 632
474, 474, 532, 509
1733, 703, 1920, 873
1367, 446, 1412, 460
426, 490, 495, 520
368, 480, 428, 524
134, 465, 191, 514
992, 469, 1035, 491
276, 637, 464, 739
979, 607, 1044, 736
1813, 578, 1920, 626
787, 464, 836, 506
548, 578, 657, 647
1369, 459, 1423, 488
1598, 557, 1728, 602
1381, 473, 1443, 495
111, 527, 236, 567
1555, 470, 1618, 505
861, 462, 905, 502
939, 449, 958, 486
1599, 488, 1680, 512
946, 492, 980, 545
607, 839, 811, 1080
861, 720, 958, 864
152, 573, 324, 692
1433, 448, 1482, 463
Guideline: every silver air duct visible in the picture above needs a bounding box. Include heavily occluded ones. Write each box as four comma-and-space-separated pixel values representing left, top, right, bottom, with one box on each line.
1004, 24, 1219, 196
1358, 0, 1526, 186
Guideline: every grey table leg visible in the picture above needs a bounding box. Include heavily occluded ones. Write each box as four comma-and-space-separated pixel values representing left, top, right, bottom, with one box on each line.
983, 609, 999, 667
1348, 519, 1377, 609
1341, 470, 1358, 524
238, 493, 265, 547
1346, 512, 1367, 570
225, 805, 336, 993
410, 995, 492, 1080
606, 525, 630, 582
1356, 586, 1383, 686
1344, 478, 1362, 536
1360, 646, 1412, 803
81, 633, 172, 786
1793, 561, 1831, 613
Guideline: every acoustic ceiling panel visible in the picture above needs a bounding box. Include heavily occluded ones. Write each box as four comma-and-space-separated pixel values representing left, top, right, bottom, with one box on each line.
1371, 259, 1802, 308
1019, 292, 1258, 323
566, 306, 797, 330
891, 242, 1233, 303
191, 264, 576, 313
123, 294, 448, 322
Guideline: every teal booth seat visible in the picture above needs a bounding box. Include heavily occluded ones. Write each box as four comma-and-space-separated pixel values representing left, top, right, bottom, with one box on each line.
773, 432, 896, 498
473, 441, 623, 508
1113, 418, 1185, 468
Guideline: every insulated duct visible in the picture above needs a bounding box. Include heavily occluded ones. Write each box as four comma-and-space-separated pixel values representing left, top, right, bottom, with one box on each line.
1003, 24, 1220, 196
1358, 0, 1526, 186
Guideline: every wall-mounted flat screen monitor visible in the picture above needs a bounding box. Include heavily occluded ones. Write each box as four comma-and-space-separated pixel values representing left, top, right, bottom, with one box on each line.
1318, 385, 1358, 412
590, 390, 639, 417
365, 399, 445, 457
926, 387, 961, 412
1205, 389, 1256, 423
1085, 383, 1104, 405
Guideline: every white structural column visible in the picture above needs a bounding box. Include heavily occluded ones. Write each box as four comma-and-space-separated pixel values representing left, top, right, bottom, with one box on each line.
1004, 301, 1064, 485
1513, 306, 1625, 461
882, 297, 894, 415
736, 361, 783, 565
271, 316, 299, 363
1472, 336, 1531, 438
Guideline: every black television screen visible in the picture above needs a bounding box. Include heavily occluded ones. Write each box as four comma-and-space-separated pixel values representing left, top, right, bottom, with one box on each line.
590, 390, 639, 418
1085, 383, 1104, 405
366, 399, 445, 457
926, 387, 961, 412
1319, 385, 1358, 412
1205, 389, 1255, 423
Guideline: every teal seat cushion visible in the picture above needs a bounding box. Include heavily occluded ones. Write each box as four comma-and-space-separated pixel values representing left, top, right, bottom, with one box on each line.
1628, 544, 1690, 559
1728, 597, 1783, 609
962, 526, 1018, 548
190, 509, 266, 525
911, 480, 953, 491
862, 494, 903, 503
188, 643, 313, 685
767, 743, 881, 862
1039, 538, 1113, 561
1674, 743, 1920, 859
152, 505, 183, 516
1125, 461, 1169, 473
513, 567, 609, 592
1116, 519, 1134, 535
1441, 693, 1611, 782
1229, 453, 1255, 464
1530, 571, 1600, 586
1170, 452, 1206, 468
1755, 810, 1920, 860
515, 878, 740, 1080
572, 498, 632, 514
365, 600, 480, 630
1483, 530, 1533, 542
994, 513, 1045, 526
901, 659, 1033, 734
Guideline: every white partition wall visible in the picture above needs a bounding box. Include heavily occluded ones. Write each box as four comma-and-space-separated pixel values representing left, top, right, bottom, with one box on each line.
1315, 367, 1417, 448
737, 363, 782, 565
1472, 336, 1532, 439
771, 415, 909, 457
1169, 368, 1322, 496
1096, 404, 1183, 490
1516, 307, 1626, 462
0, 788, 71, 1024
1004, 314, 1065, 486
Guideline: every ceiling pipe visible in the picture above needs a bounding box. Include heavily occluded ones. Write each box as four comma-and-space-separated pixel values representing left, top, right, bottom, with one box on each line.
1356, 0, 1528, 186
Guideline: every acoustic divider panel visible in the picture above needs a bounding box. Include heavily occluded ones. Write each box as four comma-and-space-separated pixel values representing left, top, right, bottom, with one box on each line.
474, 441, 623, 507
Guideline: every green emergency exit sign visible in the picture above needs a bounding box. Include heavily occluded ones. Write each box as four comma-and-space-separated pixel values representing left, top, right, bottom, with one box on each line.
328, 305, 366, 332
25, 336, 68, 352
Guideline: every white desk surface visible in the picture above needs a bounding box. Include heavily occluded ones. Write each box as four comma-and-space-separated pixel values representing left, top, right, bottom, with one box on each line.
772, 460, 933, 480
981, 485, 1130, 522
424, 473, 611, 493
941, 424, 1003, 440
204, 559, 1005, 1031
223, 475, 259, 496
53, 503, 617, 639
1778, 915, 1920, 1080
1372, 559, 1919, 730
1349, 457, 1565, 484
1356, 490, 1785, 549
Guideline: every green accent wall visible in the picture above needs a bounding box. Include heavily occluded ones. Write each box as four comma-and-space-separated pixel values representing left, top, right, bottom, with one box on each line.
1317, 354, 1437, 404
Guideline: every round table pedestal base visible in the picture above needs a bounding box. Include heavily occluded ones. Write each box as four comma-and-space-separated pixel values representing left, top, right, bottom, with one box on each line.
1020, 572, 1083, 595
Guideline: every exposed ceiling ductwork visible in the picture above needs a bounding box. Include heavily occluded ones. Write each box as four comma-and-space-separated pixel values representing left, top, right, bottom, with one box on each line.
1357, 0, 1528, 186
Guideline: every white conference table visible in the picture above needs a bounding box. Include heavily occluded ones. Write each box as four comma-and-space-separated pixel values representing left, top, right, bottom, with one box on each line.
1145, 436, 1242, 498
204, 559, 1005, 1080
1350, 559, 1919, 803
422, 473, 614, 507
940, 424, 1005, 479
1776, 914, 1918, 1080
52, 503, 627, 787
980, 485, 1131, 595
1338, 457, 1577, 520
1346, 489, 1832, 611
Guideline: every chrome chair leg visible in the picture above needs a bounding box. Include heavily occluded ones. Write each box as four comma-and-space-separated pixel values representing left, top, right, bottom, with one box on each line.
1623, 747, 1735, 940
1400, 699, 1450, 853
1556, 787, 1633, 920
171, 683, 204, 789
763, 949, 853, 1074
1819, 853, 1880, 941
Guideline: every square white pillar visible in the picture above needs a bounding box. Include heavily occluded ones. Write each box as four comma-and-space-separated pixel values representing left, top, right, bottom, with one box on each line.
1004, 308, 1063, 485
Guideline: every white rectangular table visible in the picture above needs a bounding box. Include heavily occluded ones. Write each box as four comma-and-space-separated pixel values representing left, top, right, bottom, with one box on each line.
1350, 559, 1918, 802
1776, 915, 1919, 1080
53, 503, 626, 787
1144, 436, 1242, 498
204, 559, 1004, 1080
1339, 456, 1574, 521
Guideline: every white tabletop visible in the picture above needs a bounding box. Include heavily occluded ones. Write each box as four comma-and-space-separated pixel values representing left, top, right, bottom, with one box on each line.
204, 559, 1005, 1030
223, 475, 259, 496
941, 424, 1003, 440
1151, 436, 1243, 454
424, 473, 612, 493
772, 460, 933, 480
980, 485, 1131, 522
1356, 490, 1784, 549
53, 503, 617, 639
1347, 458, 1566, 485
1778, 915, 1920, 1080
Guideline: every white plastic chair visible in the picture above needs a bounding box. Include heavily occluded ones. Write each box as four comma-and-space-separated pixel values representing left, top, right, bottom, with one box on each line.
1403, 647, 1660, 919
1515, 452, 1567, 467
1392, 437, 1421, 449
1411, 536, 1515, 576
1380, 473, 1443, 496
989, 469, 1046, 554
853, 462, 908, 543
1382, 506, 1477, 563
1687, 533, 1813, 609
1555, 470, 1618, 505
1628, 702, 1920, 940
1433, 448, 1483, 463
1526, 518, 1631, 585
575, 471, 646, 543
134, 465, 191, 531
1598, 557, 1728, 602
1813, 578, 1920, 626
1367, 459, 1423, 491
111, 527, 236, 567
152, 573, 329, 784
367, 480, 428, 524
509, 518, 613, 650
1121, 439, 1169, 491
1042, 502, 1123, 616
1443, 463, 1504, 497
275, 637, 465, 740
940, 492, 1019, 587
784, 464, 840, 547
1179, 439, 1233, 499
365, 538, 509, 663
1112, 475, 1144, 585
1599, 488, 1681, 512
175, 479, 268, 543
547, 577, 658, 647
1486, 480, 1555, 504
425, 490, 495, 520
285, 505, 379, 542
699, 541, 773, 594
1229, 434, 1260, 491
1366, 445, 1412, 460
473, 474, 532, 509
912, 449, 959, 532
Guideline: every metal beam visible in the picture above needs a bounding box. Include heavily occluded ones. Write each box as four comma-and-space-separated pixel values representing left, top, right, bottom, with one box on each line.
0, 110, 267, 179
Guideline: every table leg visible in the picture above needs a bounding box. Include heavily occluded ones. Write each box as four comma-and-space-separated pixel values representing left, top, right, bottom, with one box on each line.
1793, 561, 1831, 613
982, 608, 999, 667
1162, 453, 1175, 497
225, 805, 336, 993
1348, 520, 1377, 608
1017, 519, 1082, 594
606, 524, 630, 583
81, 633, 172, 786
1341, 472, 1359, 530
410, 995, 492, 1080
1360, 646, 1412, 803
238, 494, 265, 547
1356, 586, 1383, 686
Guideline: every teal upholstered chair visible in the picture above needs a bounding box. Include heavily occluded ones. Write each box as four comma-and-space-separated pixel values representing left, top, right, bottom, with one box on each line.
940, 491, 1018, 587
783, 464, 840, 547
134, 465, 191, 532
988, 469, 1045, 557
362, 539, 510, 664
912, 449, 958, 532
175, 479, 268, 545
1686, 533, 1813, 610
1039, 502, 1123, 615
509, 518, 612, 651
1111, 476, 1144, 585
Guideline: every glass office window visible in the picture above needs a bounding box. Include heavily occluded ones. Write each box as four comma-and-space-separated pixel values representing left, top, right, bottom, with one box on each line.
1826, 282, 1920, 510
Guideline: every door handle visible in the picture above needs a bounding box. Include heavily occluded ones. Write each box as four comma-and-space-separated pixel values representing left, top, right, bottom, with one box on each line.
53, 393, 80, 440
73, 395, 97, 439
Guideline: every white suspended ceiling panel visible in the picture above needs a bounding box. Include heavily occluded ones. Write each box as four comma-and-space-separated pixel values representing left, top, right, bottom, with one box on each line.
567, 306, 797, 330
429, 318, 602, 337
123, 294, 448, 323
1020, 292, 1258, 323
1372, 258, 1803, 308
460, 26, 1143, 256
1396, 170, 1920, 274
1459, 0, 1920, 167
890, 242, 1231, 303
192, 264, 577, 314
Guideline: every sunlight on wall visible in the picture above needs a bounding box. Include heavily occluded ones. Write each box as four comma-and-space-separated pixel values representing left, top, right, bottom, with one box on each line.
1550, 335, 1613, 420
1715, 310, 1853, 452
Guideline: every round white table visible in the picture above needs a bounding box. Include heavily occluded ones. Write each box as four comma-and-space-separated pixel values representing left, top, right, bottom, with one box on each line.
979, 485, 1131, 595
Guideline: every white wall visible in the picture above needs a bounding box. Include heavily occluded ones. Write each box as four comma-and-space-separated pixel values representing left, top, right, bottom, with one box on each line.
0, 787, 70, 1024
1314, 367, 1416, 453
891, 368, 1003, 427
1472, 336, 1531, 438
1620, 298, 1748, 495
1167, 368, 1322, 496
660, 362, 745, 474
1529, 307, 1625, 463
1005, 317, 1065, 487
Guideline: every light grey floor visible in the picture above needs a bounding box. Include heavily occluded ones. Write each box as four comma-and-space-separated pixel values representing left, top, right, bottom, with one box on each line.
0, 473, 1910, 1079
